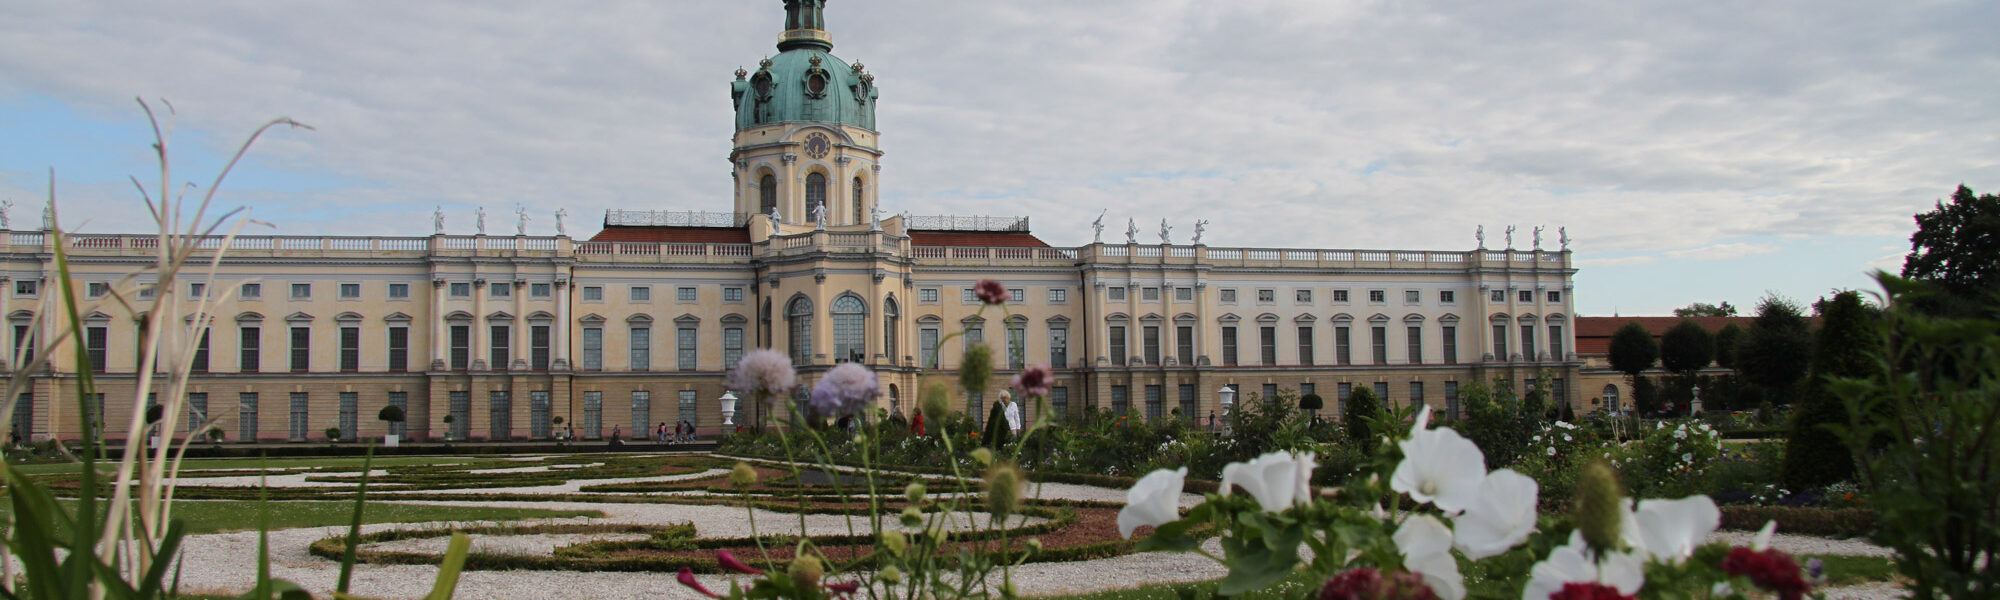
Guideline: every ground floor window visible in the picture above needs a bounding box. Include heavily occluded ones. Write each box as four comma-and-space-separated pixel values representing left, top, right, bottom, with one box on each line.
449, 391, 471, 439
338, 392, 358, 441
583, 391, 603, 439
238, 393, 258, 441
288, 393, 309, 441
489, 391, 512, 439
387, 392, 407, 436
530, 391, 551, 438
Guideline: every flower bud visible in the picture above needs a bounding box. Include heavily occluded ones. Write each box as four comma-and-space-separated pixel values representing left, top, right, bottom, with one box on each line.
1002, 582, 1018, 597
921, 381, 952, 423
878, 565, 902, 584
1574, 460, 1626, 555
960, 344, 994, 393
901, 506, 925, 527
927, 526, 949, 543
880, 530, 908, 556
1025, 538, 1043, 554
905, 481, 927, 504
985, 461, 1025, 518
730, 462, 760, 488
788, 555, 824, 589
971, 447, 994, 467
854, 433, 868, 444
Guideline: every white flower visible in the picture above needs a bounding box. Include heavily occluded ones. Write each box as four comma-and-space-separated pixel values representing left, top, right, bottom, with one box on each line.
1563, 434, 1573, 442
1628, 496, 1721, 564
1674, 429, 1687, 440
1391, 406, 1487, 515
1395, 515, 1466, 600
1682, 453, 1693, 463
1523, 531, 1644, 600
1118, 467, 1186, 539
1452, 469, 1539, 559
1220, 451, 1315, 513
1752, 520, 1777, 551
1546, 446, 1557, 457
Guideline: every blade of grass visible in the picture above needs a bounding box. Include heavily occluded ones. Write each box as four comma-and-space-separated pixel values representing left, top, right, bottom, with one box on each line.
422, 533, 473, 600
133, 519, 184, 600
334, 446, 374, 594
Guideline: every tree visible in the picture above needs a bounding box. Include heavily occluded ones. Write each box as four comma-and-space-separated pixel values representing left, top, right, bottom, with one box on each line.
1902, 184, 2000, 306
1713, 323, 1746, 370
1343, 386, 1380, 448
1782, 291, 1878, 490
378, 405, 406, 423
1674, 301, 1739, 317
1299, 393, 1324, 413
1660, 320, 1716, 414
1608, 322, 1659, 391
1738, 295, 1813, 403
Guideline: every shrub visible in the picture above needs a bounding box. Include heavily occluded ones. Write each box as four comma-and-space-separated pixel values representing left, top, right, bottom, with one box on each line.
378, 405, 406, 423
1782, 290, 1874, 490
1458, 380, 1536, 468
1717, 506, 1876, 537
324, 426, 343, 441
1614, 419, 1722, 498
1342, 386, 1380, 448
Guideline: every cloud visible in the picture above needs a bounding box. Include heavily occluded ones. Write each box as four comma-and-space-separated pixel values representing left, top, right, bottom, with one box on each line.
1664, 243, 1780, 261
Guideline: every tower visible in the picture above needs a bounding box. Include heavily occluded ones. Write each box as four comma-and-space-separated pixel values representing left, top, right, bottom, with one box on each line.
730, 0, 882, 226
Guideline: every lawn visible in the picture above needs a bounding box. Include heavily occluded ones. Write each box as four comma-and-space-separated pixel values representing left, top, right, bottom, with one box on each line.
7, 454, 524, 476
0, 499, 603, 535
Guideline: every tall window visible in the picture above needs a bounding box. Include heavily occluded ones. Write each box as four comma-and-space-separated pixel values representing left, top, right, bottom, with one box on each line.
239, 325, 260, 372
879, 298, 899, 363
1176, 324, 1194, 365
1338, 383, 1352, 415
832, 295, 865, 363
8, 393, 30, 442
1111, 385, 1129, 415
387, 392, 407, 436
489, 391, 512, 439
919, 327, 940, 368
288, 392, 309, 441
338, 392, 358, 441
186, 393, 208, 434
1407, 326, 1424, 365
289, 326, 310, 372
86, 326, 108, 373
581, 326, 602, 371
629, 325, 650, 371
1492, 323, 1508, 359
759, 174, 777, 215
1108, 325, 1127, 366
724, 325, 745, 368
805, 173, 827, 222
1259, 326, 1277, 365
1145, 385, 1163, 422
1336, 326, 1352, 365
1374, 382, 1390, 405
449, 391, 470, 439
1221, 325, 1238, 366
451, 324, 471, 370
1049, 327, 1068, 367
1179, 384, 1197, 419
1446, 382, 1461, 419
490, 324, 510, 369
12, 323, 33, 367
1548, 324, 1564, 360
340, 326, 360, 372
388, 326, 409, 372
583, 391, 603, 438
1297, 326, 1314, 365
238, 392, 258, 441
852, 177, 866, 224
1520, 325, 1536, 360
1050, 387, 1069, 422
1410, 381, 1425, 408
678, 390, 699, 428
1371, 326, 1388, 364
1006, 320, 1026, 369
968, 392, 984, 427
531, 391, 552, 439
192, 329, 210, 373
1442, 326, 1458, 364
788, 297, 814, 365
1142, 325, 1160, 366
530, 325, 550, 370
632, 391, 651, 434
677, 326, 698, 370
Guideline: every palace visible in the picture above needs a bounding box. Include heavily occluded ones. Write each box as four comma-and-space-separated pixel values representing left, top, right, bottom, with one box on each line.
4, 1, 1579, 442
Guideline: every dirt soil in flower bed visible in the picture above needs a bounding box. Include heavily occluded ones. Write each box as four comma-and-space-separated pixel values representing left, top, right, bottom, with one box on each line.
627, 505, 1130, 568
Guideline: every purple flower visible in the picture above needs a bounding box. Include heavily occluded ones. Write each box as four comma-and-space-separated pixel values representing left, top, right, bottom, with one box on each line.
727, 349, 797, 398
718, 550, 764, 575
677, 567, 723, 599
974, 279, 1009, 304
1012, 364, 1053, 398
810, 363, 879, 416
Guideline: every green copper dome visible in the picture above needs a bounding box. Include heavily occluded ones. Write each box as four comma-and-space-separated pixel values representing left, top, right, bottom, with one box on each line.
732, 1, 879, 132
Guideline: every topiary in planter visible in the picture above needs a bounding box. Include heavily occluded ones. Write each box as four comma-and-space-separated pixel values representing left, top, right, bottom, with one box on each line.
324, 426, 343, 442
1299, 393, 1324, 413
378, 405, 406, 423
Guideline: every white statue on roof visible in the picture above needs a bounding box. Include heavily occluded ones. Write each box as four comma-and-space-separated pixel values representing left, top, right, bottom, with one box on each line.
769, 202, 782, 224
1193, 219, 1208, 245
555, 208, 568, 236
1559, 226, 1570, 251
515, 205, 528, 236
869, 204, 882, 232
1504, 225, 1515, 250
433, 206, 445, 235
1125, 218, 1138, 244
1159, 219, 1172, 245
0, 199, 13, 230
1533, 225, 1544, 251
811, 201, 827, 230
476, 206, 487, 235
1091, 209, 1106, 244
1476, 225, 1485, 249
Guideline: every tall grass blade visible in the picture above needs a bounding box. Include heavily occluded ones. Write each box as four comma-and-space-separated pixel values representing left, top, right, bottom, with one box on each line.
334, 447, 374, 594
422, 533, 473, 600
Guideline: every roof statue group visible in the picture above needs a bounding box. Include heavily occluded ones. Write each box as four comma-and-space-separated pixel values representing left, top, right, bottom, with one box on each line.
1088, 210, 1209, 245
432, 206, 568, 236
1476, 224, 1569, 251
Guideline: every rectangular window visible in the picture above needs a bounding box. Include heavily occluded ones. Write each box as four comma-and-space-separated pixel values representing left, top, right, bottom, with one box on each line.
288, 392, 309, 441
239, 326, 260, 372
678, 390, 698, 429
1049, 327, 1068, 367
1405, 290, 1421, 304
919, 288, 939, 303
583, 391, 603, 439
630, 286, 650, 302
189, 282, 206, 299
192, 330, 209, 373
969, 392, 984, 427
450, 325, 471, 370
1519, 290, 1533, 303
489, 284, 511, 299
1111, 385, 1129, 415
241, 282, 261, 300
1371, 326, 1388, 364
1007, 321, 1026, 369
723, 286, 744, 302
1175, 287, 1193, 302
630, 326, 650, 371
1333, 289, 1349, 303
387, 392, 407, 436
1521, 325, 1536, 360
1221, 325, 1238, 366
628, 391, 650, 432
1009, 288, 1025, 302
1407, 326, 1424, 365
290, 283, 311, 299
531, 325, 550, 370
1492, 289, 1506, 302
339, 283, 361, 299
338, 392, 358, 441
1440, 290, 1455, 304
86, 326, 108, 373
289, 326, 310, 372
1336, 326, 1352, 365
1549, 325, 1564, 360
962, 288, 978, 303
1337, 382, 1352, 415
581, 286, 603, 301
1142, 325, 1160, 365
1369, 289, 1386, 303
530, 283, 551, 298
1260, 326, 1277, 365
1107, 287, 1127, 301
1263, 383, 1279, 402
1548, 291, 1562, 303
489, 390, 512, 440
1296, 289, 1313, 303
1050, 387, 1069, 422
388, 283, 410, 299
1179, 384, 1198, 420
185, 393, 208, 434
1145, 385, 1163, 422
1552, 378, 1566, 408
1492, 324, 1508, 359
490, 324, 510, 369
1374, 382, 1390, 404
1048, 288, 1068, 303
531, 391, 552, 439
1109, 325, 1127, 366
1297, 326, 1314, 365
1410, 381, 1425, 407
13, 324, 33, 367
1445, 382, 1460, 419
677, 287, 697, 303
339, 326, 360, 372
12, 280, 35, 297
724, 326, 744, 368
919, 328, 940, 368
238, 392, 258, 441
1141, 287, 1160, 302
678, 326, 698, 370
1176, 324, 1194, 365
1300, 383, 1316, 415
1257, 289, 1276, 303
1220, 289, 1237, 303
1442, 326, 1458, 364
449, 391, 470, 439
581, 327, 602, 370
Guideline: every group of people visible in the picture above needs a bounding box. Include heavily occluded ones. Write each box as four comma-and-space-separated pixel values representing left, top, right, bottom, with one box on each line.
654, 420, 697, 444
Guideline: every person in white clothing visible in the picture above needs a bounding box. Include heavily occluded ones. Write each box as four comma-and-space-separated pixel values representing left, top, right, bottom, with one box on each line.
1003, 392, 1024, 434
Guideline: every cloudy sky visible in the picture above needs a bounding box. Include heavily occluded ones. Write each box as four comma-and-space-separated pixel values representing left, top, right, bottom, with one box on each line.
2, 1, 1993, 316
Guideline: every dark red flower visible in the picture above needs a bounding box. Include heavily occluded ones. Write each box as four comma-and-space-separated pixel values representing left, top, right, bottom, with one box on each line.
825, 581, 861, 595
1318, 567, 1437, 600
677, 567, 723, 599
1721, 547, 1811, 600
974, 279, 1009, 304
1012, 364, 1053, 397
1547, 582, 1635, 600
717, 550, 764, 575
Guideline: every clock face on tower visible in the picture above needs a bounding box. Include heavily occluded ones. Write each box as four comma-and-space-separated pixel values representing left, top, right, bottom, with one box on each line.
804, 132, 831, 159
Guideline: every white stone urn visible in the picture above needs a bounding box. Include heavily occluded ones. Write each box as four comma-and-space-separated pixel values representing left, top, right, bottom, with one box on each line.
720, 391, 739, 425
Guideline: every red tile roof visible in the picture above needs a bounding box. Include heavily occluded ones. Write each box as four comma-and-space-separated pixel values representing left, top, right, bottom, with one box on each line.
909, 231, 1050, 248
590, 226, 751, 244
1574, 316, 1755, 355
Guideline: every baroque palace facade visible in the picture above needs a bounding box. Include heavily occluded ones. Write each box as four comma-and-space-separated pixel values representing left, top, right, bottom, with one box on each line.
5, 1, 1579, 442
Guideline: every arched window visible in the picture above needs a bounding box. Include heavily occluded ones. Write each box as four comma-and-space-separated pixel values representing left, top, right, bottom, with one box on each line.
1603, 384, 1621, 415
852, 177, 866, 224
832, 295, 866, 363
883, 296, 900, 364
759, 175, 777, 216
787, 296, 814, 365
806, 172, 827, 222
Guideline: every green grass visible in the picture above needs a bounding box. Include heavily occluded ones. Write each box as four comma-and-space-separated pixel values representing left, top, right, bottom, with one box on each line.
7, 455, 521, 476
0, 499, 603, 535
1805, 554, 1899, 587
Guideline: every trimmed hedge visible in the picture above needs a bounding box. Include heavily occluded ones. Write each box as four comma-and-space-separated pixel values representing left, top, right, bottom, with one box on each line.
1719, 505, 1876, 537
